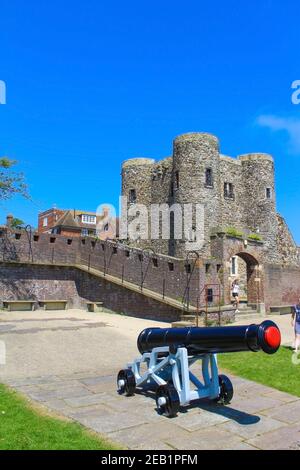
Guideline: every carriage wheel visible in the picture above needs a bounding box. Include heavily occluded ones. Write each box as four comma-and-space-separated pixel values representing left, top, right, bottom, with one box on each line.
215, 374, 233, 405
156, 384, 180, 418
117, 369, 136, 396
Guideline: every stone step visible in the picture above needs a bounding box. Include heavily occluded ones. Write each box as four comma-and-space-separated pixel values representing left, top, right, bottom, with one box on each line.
234, 312, 262, 321
180, 309, 260, 325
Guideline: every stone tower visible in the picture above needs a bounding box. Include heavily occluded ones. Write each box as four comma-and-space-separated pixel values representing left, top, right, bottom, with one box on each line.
239, 153, 278, 261
171, 132, 221, 258
121, 158, 154, 248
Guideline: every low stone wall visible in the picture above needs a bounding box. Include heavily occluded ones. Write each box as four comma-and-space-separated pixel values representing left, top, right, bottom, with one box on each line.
0, 263, 181, 323
0, 229, 223, 308
264, 264, 300, 311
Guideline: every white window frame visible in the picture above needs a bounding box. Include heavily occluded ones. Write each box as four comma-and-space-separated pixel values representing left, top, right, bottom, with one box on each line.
231, 256, 238, 276
43, 217, 48, 227
81, 228, 88, 236
81, 214, 96, 224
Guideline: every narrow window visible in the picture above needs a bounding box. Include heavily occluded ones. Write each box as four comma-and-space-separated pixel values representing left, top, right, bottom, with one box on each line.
15, 233, 21, 240
138, 253, 143, 262
224, 182, 234, 199
168, 262, 174, 272
50, 237, 56, 244
175, 171, 179, 189
185, 264, 191, 274
101, 243, 105, 251
67, 239, 72, 245
266, 187, 272, 199
43, 217, 48, 227
81, 239, 86, 245
205, 168, 213, 187
170, 182, 174, 197
152, 258, 158, 267
129, 189, 137, 204
112, 246, 117, 254
33, 235, 39, 242
91, 240, 96, 248
205, 263, 211, 274
207, 288, 214, 303
125, 250, 130, 258
217, 264, 222, 273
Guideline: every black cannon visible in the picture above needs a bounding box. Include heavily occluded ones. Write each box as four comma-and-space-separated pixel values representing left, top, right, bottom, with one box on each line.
137, 320, 281, 355
117, 320, 281, 417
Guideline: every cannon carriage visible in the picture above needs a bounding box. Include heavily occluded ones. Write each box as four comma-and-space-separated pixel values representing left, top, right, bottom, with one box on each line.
117, 320, 281, 417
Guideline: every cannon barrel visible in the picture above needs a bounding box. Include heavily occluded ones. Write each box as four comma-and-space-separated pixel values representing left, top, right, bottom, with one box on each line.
137, 320, 281, 355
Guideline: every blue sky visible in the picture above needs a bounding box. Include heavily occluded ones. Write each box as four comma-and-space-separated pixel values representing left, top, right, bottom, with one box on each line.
0, 0, 300, 242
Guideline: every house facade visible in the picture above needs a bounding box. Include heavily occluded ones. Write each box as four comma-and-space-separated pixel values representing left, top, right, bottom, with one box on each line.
38, 207, 117, 240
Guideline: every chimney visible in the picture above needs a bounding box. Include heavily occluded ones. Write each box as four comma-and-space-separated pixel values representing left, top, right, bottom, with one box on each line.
6, 214, 13, 227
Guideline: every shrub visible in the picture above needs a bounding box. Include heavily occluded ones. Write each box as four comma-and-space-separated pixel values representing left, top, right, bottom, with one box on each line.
225, 227, 244, 238
248, 233, 262, 241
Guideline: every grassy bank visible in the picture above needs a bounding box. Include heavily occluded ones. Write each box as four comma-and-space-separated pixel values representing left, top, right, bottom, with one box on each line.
0, 384, 119, 450
218, 346, 300, 397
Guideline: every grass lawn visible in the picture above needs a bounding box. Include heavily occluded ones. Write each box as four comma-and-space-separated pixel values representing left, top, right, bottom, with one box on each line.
0, 384, 119, 450
218, 346, 300, 397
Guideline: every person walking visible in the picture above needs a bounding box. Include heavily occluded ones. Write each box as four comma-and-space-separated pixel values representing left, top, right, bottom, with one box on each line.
292, 299, 300, 352
232, 279, 240, 313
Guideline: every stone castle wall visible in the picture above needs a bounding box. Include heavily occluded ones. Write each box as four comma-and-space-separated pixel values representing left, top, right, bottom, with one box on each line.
121, 132, 295, 267
0, 263, 181, 322
1, 228, 300, 315
0, 229, 222, 309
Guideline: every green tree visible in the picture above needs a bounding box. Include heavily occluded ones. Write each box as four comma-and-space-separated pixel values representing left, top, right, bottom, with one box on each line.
10, 218, 25, 229
0, 157, 29, 200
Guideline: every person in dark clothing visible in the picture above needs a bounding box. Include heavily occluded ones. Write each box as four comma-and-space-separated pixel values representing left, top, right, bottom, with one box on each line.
292, 299, 300, 352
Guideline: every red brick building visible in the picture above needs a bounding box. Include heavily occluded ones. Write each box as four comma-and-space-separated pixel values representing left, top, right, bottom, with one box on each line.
38, 207, 117, 240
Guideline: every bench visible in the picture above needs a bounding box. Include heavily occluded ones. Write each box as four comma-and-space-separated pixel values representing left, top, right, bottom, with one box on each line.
38, 300, 68, 311
270, 305, 293, 315
2, 300, 35, 312
86, 301, 103, 313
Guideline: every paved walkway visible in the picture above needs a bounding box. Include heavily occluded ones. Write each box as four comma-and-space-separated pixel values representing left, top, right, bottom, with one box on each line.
0, 309, 299, 450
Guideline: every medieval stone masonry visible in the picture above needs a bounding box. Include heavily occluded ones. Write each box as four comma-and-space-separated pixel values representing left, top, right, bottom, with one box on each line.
1, 131, 300, 320
122, 132, 300, 267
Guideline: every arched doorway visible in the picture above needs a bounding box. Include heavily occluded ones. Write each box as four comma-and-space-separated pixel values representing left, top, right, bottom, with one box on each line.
228, 252, 262, 308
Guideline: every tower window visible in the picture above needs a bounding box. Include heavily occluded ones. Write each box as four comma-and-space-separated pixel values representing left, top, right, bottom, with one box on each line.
266, 187, 272, 199
168, 262, 174, 271
207, 288, 214, 303
129, 189, 136, 204
205, 168, 213, 187
185, 264, 191, 273
170, 182, 174, 197
175, 171, 179, 189
224, 182, 234, 199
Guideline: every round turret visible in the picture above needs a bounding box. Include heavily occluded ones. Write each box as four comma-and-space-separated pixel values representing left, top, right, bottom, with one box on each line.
239, 153, 277, 257
171, 133, 221, 257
